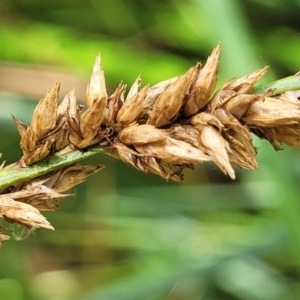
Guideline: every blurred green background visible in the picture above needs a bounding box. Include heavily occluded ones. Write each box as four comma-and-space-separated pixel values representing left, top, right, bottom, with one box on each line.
1, 0, 300, 299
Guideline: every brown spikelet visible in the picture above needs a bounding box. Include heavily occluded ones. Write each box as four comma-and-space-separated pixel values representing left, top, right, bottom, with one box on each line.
68, 55, 108, 148
118, 124, 168, 145
117, 84, 149, 125
147, 66, 196, 127
200, 125, 235, 179
134, 137, 211, 164
242, 95, 300, 127
229, 66, 269, 94
190, 112, 224, 130
142, 77, 178, 118
86, 53, 107, 108
0, 194, 54, 230
183, 43, 220, 117
31, 82, 60, 141
106, 82, 126, 126
166, 125, 202, 149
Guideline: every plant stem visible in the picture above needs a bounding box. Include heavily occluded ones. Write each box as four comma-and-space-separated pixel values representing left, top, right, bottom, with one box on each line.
0, 145, 107, 190
252, 73, 300, 96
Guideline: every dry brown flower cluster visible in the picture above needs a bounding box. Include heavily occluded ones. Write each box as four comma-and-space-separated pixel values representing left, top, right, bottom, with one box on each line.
0, 44, 300, 246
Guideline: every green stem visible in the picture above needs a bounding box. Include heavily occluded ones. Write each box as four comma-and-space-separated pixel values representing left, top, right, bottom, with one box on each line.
0, 145, 107, 190
252, 73, 300, 96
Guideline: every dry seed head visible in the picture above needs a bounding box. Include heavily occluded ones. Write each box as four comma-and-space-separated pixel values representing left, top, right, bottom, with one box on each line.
242, 95, 300, 127
142, 76, 178, 112
224, 130, 258, 170
31, 82, 60, 141
10, 188, 70, 212
183, 43, 220, 117
225, 94, 264, 119
0, 194, 54, 230
116, 85, 149, 125
57, 90, 71, 116
147, 66, 197, 127
213, 108, 252, 140
166, 125, 201, 149
208, 81, 236, 113
190, 112, 224, 130
105, 82, 126, 126
200, 125, 235, 179
5, 45, 300, 246
264, 125, 300, 149
139, 157, 184, 181
50, 164, 103, 193
80, 99, 105, 139
86, 53, 108, 108
135, 137, 211, 164
21, 139, 52, 166
111, 141, 141, 170
126, 75, 142, 101
118, 124, 168, 145
66, 90, 84, 141
230, 66, 269, 94
72, 53, 108, 147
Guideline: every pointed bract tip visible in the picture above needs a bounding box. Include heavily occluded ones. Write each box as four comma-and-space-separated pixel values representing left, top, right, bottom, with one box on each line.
95, 53, 101, 65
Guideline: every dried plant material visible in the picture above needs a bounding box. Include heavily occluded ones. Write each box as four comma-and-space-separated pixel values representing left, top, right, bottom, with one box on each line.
2, 44, 300, 246
117, 85, 149, 125
270, 125, 300, 148
166, 125, 201, 149
31, 82, 60, 140
142, 77, 178, 115
109, 141, 185, 181
9, 187, 70, 211
48, 164, 103, 193
105, 82, 126, 127
0, 232, 10, 247
0, 194, 54, 229
141, 157, 185, 181
224, 130, 258, 170
253, 124, 300, 151
147, 66, 197, 127
224, 94, 264, 119
126, 75, 142, 101
86, 53, 107, 109
200, 126, 235, 179
243, 95, 300, 127
54, 92, 72, 151
13, 82, 61, 165
20, 140, 52, 166
134, 137, 211, 164
66, 90, 83, 140
229, 66, 269, 94
208, 67, 268, 114
190, 112, 224, 130
118, 124, 168, 145
213, 108, 252, 140
109, 141, 141, 169
68, 54, 108, 148
183, 44, 220, 117
0, 160, 102, 243
208, 81, 236, 113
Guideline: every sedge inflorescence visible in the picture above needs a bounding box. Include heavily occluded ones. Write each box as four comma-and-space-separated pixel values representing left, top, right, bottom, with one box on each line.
0, 44, 300, 246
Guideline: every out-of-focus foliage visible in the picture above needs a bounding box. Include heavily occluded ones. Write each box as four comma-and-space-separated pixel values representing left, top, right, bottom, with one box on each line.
0, 0, 300, 299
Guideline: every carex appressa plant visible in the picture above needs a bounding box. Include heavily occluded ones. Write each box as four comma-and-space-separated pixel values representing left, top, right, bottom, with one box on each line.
0, 44, 299, 246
